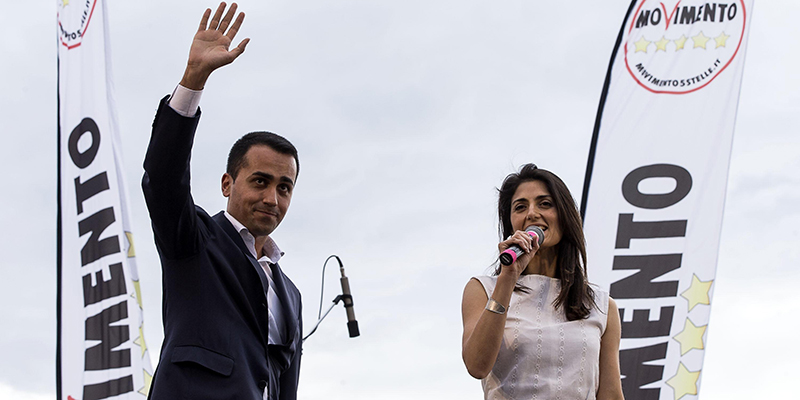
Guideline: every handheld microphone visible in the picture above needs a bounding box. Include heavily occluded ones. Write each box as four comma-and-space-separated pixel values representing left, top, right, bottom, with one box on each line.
499, 225, 545, 266
339, 265, 360, 338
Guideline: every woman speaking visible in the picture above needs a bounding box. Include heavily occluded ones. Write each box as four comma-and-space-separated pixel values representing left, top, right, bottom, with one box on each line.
461, 164, 624, 400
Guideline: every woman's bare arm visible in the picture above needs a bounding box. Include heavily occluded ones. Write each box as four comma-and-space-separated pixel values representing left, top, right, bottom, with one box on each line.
461, 230, 537, 379
597, 297, 625, 400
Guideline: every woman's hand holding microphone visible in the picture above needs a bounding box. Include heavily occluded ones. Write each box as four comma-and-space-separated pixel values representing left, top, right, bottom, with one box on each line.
497, 226, 544, 280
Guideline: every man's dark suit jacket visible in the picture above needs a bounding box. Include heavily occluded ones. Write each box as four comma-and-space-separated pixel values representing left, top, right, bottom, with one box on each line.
142, 97, 302, 400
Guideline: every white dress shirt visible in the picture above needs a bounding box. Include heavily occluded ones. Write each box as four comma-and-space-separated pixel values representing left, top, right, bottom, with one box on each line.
222, 212, 284, 400
168, 84, 203, 117
223, 211, 285, 345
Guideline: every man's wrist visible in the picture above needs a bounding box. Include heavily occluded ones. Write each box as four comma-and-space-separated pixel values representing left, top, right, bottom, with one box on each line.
168, 85, 203, 117
179, 66, 210, 91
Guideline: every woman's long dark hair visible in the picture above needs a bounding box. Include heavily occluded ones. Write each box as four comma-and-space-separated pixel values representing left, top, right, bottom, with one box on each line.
494, 164, 596, 321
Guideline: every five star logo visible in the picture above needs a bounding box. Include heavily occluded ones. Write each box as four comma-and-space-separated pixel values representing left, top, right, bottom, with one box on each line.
673, 318, 707, 355
624, 0, 748, 94
666, 363, 701, 400
715, 31, 731, 48
138, 370, 153, 396
125, 231, 136, 257
58, 0, 97, 49
133, 279, 145, 309
632, 31, 731, 54
692, 31, 711, 49
655, 36, 670, 52
674, 35, 687, 51
635, 36, 651, 53
681, 274, 713, 311
132, 307, 153, 396
134, 324, 149, 357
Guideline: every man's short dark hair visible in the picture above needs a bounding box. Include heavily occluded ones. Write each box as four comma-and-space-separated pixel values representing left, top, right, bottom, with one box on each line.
226, 131, 299, 180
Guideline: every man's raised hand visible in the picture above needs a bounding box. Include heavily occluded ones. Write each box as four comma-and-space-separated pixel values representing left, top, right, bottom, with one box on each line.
180, 2, 250, 90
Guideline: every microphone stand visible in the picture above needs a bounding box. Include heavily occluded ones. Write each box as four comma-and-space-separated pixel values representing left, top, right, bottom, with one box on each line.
304, 254, 360, 342
302, 293, 352, 342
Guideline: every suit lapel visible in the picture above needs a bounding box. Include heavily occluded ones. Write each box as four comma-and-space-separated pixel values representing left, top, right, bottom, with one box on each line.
213, 212, 269, 295
269, 262, 300, 347
214, 212, 299, 348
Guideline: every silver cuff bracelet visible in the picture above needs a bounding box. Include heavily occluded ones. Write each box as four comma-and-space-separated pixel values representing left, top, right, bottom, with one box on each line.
485, 298, 507, 314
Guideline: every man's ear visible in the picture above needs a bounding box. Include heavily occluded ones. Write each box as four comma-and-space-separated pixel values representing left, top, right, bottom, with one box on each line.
221, 173, 233, 197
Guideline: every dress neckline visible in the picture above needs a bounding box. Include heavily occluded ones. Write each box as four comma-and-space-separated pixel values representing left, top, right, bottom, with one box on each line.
518, 273, 559, 281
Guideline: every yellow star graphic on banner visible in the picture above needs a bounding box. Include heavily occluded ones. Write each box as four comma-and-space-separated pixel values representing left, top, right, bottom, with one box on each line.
715, 31, 730, 48
674, 35, 688, 51
673, 318, 707, 355
133, 325, 149, 357
634, 36, 651, 53
655, 36, 670, 52
681, 274, 713, 311
125, 231, 136, 257
692, 31, 710, 49
666, 363, 700, 400
138, 369, 153, 396
62, 0, 70, 6
133, 280, 144, 309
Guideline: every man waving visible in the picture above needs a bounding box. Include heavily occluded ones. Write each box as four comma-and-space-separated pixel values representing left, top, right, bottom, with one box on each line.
142, 3, 302, 399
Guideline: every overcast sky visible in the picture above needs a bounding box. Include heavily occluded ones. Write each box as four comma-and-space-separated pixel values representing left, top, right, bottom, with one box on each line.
1, 1, 798, 399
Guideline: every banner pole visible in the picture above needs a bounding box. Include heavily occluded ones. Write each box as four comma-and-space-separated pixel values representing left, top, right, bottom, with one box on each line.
55, 27, 63, 400
580, 0, 638, 221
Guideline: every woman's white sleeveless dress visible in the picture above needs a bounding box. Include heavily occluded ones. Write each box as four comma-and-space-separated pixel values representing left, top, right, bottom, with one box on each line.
473, 274, 609, 400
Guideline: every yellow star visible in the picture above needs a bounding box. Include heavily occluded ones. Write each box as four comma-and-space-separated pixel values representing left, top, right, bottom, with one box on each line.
138, 369, 153, 396
133, 279, 144, 309
681, 274, 713, 311
674, 35, 688, 51
62, 0, 70, 6
673, 318, 707, 355
125, 231, 136, 257
692, 31, 710, 49
655, 36, 670, 52
634, 36, 651, 53
715, 31, 730, 48
666, 363, 700, 400
133, 324, 148, 357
